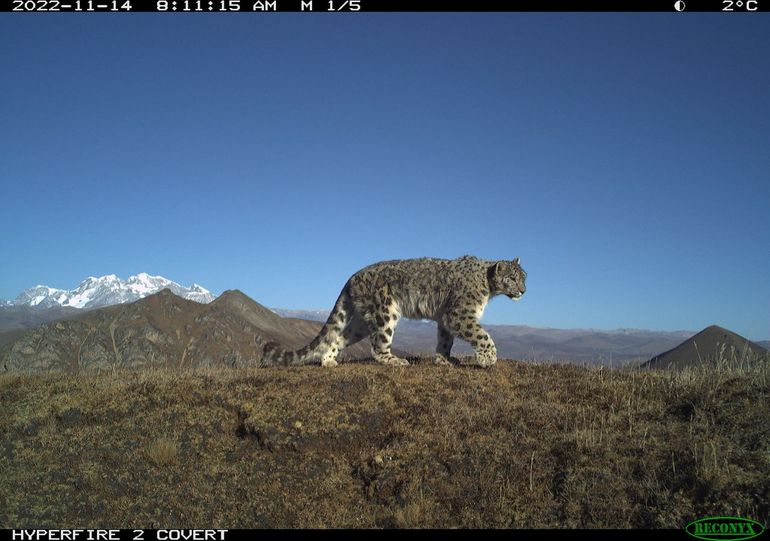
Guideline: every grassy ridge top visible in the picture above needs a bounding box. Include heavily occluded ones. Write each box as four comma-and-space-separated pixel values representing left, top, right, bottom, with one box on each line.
1, 360, 768, 528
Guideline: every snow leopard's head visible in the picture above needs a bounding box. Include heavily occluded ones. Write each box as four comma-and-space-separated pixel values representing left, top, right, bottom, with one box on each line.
490, 258, 527, 301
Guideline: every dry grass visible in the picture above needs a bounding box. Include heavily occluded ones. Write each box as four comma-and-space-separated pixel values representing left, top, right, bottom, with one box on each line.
145, 437, 180, 466
0, 357, 768, 528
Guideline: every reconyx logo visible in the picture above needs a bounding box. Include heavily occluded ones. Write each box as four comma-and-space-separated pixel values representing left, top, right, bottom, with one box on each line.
686, 517, 765, 541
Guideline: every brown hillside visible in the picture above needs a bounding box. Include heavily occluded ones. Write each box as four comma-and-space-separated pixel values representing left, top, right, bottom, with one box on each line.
643, 325, 768, 370
1, 361, 768, 527
0, 289, 371, 372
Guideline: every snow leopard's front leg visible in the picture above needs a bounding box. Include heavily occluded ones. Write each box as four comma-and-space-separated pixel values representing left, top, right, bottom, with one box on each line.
443, 312, 497, 368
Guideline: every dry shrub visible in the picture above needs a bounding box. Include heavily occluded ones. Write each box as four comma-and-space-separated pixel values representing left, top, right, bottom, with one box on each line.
145, 437, 179, 466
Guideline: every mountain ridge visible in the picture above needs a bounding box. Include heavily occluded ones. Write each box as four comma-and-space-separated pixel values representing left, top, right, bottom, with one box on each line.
642, 324, 769, 369
2, 281, 767, 366
2, 273, 214, 310
0, 288, 372, 372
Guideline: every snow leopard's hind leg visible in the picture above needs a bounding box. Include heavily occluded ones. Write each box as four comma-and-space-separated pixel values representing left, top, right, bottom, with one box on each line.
316, 290, 357, 367
434, 322, 454, 365
365, 284, 409, 366
319, 311, 370, 367
318, 289, 387, 367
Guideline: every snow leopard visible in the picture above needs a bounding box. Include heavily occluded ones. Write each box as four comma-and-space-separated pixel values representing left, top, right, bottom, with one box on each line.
258, 255, 527, 368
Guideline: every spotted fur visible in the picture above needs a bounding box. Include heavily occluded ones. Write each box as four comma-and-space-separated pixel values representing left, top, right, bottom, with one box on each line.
258, 255, 527, 368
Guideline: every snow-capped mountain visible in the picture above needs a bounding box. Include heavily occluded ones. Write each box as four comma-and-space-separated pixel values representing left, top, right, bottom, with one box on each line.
5, 273, 215, 310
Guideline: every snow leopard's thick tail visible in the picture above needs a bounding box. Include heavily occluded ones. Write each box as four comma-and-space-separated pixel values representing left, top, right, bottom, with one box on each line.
257, 287, 354, 367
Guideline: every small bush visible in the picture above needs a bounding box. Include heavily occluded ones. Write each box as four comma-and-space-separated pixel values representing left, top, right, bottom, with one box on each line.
145, 437, 179, 466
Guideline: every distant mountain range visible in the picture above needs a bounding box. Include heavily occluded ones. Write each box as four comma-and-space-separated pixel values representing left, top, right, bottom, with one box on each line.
1, 276, 767, 369
0, 289, 372, 371
270, 308, 700, 365
0, 274, 214, 348
271, 308, 331, 321
2, 273, 214, 310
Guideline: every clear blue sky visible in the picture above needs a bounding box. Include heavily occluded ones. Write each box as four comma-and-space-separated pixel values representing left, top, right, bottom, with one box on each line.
1, 14, 768, 340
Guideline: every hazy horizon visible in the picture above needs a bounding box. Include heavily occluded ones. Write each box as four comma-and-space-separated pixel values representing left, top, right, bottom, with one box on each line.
1, 14, 768, 341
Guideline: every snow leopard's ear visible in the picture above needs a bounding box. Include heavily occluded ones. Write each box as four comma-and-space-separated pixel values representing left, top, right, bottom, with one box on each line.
513, 257, 520, 266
